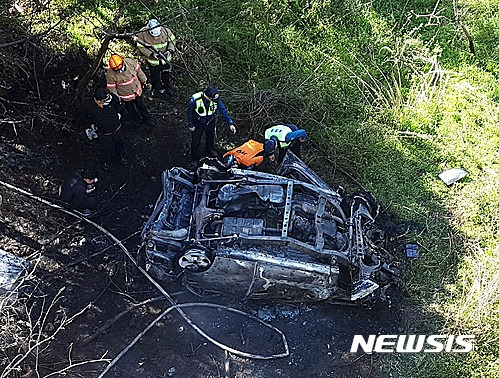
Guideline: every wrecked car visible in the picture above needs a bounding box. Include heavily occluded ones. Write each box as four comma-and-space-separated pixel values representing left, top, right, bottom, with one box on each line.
140, 152, 397, 304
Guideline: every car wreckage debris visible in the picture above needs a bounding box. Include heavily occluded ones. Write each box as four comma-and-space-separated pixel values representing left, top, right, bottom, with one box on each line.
141, 152, 401, 305
1, 153, 405, 375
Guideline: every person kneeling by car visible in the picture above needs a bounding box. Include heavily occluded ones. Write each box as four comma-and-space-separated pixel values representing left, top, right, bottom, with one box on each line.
222, 139, 276, 172
264, 124, 307, 163
59, 169, 99, 216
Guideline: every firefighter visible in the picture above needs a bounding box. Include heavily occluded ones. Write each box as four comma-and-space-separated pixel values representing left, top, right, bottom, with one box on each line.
264, 123, 307, 163
80, 88, 127, 171
222, 139, 275, 171
105, 54, 154, 127
188, 86, 236, 164
136, 18, 176, 97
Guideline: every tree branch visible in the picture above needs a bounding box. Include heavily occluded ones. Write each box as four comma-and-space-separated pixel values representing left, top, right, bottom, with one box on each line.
453, 0, 475, 55
0, 13, 71, 48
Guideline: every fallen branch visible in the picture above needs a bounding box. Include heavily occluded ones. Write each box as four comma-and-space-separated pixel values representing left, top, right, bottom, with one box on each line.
0, 97, 30, 106
395, 130, 435, 140
453, 0, 475, 55
48, 230, 141, 276
74, 34, 113, 103
79, 296, 164, 346
0, 14, 70, 48
1, 288, 91, 378
43, 348, 110, 378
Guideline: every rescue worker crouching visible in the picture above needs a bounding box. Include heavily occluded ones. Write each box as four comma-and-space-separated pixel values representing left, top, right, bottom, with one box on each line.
136, 18, 176, 97
106, 54, 154, 127
59, 169, 99, 216
222, 139, 275, 172
264, 124, 307, 163
188, 86, 236, 165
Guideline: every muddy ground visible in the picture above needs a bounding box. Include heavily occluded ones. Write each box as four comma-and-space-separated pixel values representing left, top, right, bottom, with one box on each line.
0, 78, 409, 377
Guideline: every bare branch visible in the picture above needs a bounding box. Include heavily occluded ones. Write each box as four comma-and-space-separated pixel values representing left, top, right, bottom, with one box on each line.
0, 15, 70, 48
453, 0, 475, 54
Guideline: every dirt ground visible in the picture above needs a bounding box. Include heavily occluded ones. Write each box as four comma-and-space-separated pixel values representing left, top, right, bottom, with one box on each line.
0, 77, 408, 377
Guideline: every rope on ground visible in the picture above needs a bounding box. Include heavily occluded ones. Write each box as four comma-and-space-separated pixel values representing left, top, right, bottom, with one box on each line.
0, 180, 290, 363
97, 302, 290, 377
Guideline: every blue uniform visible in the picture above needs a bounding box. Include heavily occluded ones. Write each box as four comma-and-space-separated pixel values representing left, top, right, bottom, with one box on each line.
188, 91, 234, 162
264, 123, 307, 162
188, 94, 233, 128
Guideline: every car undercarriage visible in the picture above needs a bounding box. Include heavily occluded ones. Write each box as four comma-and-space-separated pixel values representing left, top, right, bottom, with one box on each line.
141, 152, 398, 304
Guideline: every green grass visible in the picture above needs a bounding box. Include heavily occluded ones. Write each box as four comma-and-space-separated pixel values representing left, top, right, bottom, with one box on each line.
177, 1, 499, 376
14, 0, 499, 376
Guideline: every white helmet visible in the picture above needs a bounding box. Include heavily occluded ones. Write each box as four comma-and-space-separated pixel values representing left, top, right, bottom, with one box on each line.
147, 19, 162, 37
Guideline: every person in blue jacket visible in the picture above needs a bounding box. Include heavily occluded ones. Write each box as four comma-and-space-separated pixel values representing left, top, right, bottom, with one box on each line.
188, 86, 236, 164
264, 123, 307, 163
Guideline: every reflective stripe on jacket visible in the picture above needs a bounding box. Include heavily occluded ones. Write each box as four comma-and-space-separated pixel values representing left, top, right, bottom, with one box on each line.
264, 125, 293, 148
136, 26, 176, 66
223, 140, 264, 168
192, 92, 217, 117
105, 58, 147, 101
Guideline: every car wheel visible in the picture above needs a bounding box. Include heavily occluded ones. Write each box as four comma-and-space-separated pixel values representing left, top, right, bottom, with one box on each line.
178, 248, 213, 272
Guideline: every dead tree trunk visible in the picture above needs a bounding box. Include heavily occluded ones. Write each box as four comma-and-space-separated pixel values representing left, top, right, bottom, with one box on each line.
73, 2, 130, 104
453, 0, 475, 55
74, 35, 112, 103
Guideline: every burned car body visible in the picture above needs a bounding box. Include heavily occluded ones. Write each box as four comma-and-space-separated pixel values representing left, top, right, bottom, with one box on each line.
141, 153, 397, 303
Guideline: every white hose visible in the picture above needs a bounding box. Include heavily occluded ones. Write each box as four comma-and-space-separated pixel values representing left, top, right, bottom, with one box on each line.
97, 302, 290, 377
0, 181, 290, 365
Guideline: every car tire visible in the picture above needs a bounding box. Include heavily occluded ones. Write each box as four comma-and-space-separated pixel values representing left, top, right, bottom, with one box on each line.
178, 247, 214, 272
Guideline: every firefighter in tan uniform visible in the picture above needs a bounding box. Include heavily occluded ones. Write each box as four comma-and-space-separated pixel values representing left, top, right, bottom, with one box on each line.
105, 54, 153, 127
136, 19, 176, 97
